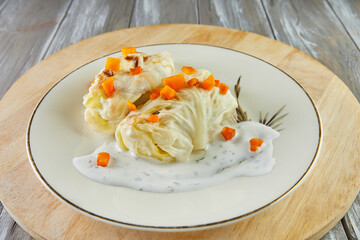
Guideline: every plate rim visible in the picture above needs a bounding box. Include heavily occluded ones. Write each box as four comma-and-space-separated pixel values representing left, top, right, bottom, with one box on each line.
26, 43, 322, 231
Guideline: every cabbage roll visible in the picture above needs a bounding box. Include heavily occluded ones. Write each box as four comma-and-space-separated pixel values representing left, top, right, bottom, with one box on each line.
83, 51, 174, 133
115, 69, 238, 162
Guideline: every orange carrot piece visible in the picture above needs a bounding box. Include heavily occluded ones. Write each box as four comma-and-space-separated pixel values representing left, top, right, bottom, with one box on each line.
160, 85, 176, 100
122, 47, 137, 55
250, 138, 264, 152
181, 66, 197, 75
90, 78, 95, 87
105, 57, 120, 72
130, 66, 142, 75
150, 87, 162, 100
97, 152, 110, 167
127, 101, 136, 111
219, 82, 229, 94
199, 74, 215, 90
187, 78, 199, 87
250, 138, 264, 147
250, 146, 259, 152
215, 80, 220, 87
162, 74, 186, 91
221, 127, 236, 141
102, 77, 115, 97
147, 114, 159, 123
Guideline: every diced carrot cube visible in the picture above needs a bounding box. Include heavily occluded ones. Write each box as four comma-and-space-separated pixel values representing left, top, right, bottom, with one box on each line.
221, 127, 236, 141
187, 78, 199, 87
122, 47, 137, 55
150, 87, 162, 100
199, 74, 215, 91
105, 57, 120, 72
130, 66, 142, 75
249, 138, 264, 152
160, 85, 176, 100
250, 138, 264, 147
181, 66, 197, 75
102, 77, 115, 97
219, 83, 229, 94
147, 114, 159, 123
215, 80, 220, 87
97, 152, 110, 167
162, 74, 186, 91
127, 101, 136, 111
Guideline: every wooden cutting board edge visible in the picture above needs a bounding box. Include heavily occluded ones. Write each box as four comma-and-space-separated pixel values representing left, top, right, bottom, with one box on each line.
0, 24, 359, 240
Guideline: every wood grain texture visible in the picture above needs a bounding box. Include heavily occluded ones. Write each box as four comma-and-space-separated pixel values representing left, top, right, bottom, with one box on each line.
327, 0, 360, 49
0, 25, 359, 240
130, 0, 198, 27
44, 0, 134, 57
0, 0, 8, 11
343, 195, 360, 240
199, 0, 274, 37
0, 0, 359, 238
0, 208, 33, 240
262, 0, 360, 101
262, 1, 360, 239
321, 221, 348, 240
0, 0, 71, 99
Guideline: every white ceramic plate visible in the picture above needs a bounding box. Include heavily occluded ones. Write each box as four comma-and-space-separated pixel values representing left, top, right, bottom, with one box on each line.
27, 44, 321, 231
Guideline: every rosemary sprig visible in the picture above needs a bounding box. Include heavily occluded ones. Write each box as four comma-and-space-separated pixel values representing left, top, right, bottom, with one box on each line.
260, 105, 288, 131
234, 75, 288, 131
234, 76, 248, 122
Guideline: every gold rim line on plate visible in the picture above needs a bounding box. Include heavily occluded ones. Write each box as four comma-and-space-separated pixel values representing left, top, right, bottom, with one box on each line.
25, 43, 323, 230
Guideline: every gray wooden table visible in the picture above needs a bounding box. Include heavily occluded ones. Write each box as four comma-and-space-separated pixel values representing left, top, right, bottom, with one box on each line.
0, 0, 359, 239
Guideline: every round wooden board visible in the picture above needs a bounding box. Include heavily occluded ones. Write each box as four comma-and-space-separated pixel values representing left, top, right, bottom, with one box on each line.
0, 24, 359, 240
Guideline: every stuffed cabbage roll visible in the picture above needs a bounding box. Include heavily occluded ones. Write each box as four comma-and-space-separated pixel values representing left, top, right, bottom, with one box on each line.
83, 51, 174, 133
115, 69, 238, 162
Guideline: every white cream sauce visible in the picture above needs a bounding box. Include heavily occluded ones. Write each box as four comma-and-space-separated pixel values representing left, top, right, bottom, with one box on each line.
73, 121, 279, 193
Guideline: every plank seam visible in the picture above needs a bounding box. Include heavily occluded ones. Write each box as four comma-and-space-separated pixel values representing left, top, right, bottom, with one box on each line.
260, 0, 276, 39
342, 217, 358, 240
325, 0, 360, 51
39, 0, 74, 60
0, 0, 9, 14
196, 0, 200, 24
128, 0, 136, 28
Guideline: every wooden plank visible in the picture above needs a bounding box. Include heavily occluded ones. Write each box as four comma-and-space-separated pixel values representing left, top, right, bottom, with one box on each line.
0, 1, 132, 238
130, 0, 198, 27
262, 2, 360, 238
342, 195, 360, 240
327, 0, 360, 49
44, 0, 134, 57
0, 0, 132, 239
0, 0, 72, 99
320, 221, 348, 240
0, 208, 33, 240
0, 0, 71, 238
262, 0, 360, 101
198, 0, 274, 38
199, 1, 356, 239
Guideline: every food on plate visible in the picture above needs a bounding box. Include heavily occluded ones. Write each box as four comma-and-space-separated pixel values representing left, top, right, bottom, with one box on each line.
83, 48, 174, 133
250, 138, 264, 152
74, 53, 287, 193
96, 152, 110, 167
115, 69, 238, 162
221, 127, 236, 141
74, 121, 280, 192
